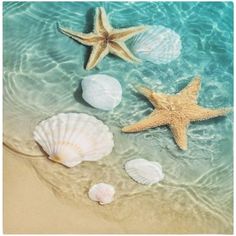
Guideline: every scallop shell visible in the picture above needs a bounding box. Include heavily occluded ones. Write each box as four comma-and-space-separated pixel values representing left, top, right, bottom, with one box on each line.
88, 183, 115, 205
33, 113, 114, 168
125, 158, 164, 185
131, 25, 182, 64
81, 74, 122, 111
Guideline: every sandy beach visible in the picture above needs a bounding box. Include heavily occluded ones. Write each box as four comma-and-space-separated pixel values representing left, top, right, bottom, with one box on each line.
4, 145, 233, 234
4, 146, 126, 234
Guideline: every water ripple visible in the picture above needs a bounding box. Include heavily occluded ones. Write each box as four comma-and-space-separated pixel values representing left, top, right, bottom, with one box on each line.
3, 2, 233, 233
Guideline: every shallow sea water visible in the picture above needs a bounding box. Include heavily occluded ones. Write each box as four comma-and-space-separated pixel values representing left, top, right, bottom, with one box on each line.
3, 2, 233, 233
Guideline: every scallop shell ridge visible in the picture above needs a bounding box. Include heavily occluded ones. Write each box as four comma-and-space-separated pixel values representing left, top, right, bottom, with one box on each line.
88, 183, 115, 205
33, 113, 114, 167
125, 158, 164, 185
131, 25, 182, 64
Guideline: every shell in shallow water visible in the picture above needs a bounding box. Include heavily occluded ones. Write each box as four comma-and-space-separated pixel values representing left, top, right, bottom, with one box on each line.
131, 25, 182, 64
81, 74, 122, 111
33, 113, 114, 168
88, 183, 115, 205
125, 158, 164, 185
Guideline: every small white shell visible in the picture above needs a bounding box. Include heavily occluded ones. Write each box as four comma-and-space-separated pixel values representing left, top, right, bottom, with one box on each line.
33, 113, 114, 168
81, 74, 122, 111
88, 183, 115, 205
131, 25, 182, 64
125, 158, 164, 185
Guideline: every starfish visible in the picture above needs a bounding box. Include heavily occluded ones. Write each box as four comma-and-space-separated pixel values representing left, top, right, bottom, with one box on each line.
122, 77, 232, 150
59, 7, 147, 70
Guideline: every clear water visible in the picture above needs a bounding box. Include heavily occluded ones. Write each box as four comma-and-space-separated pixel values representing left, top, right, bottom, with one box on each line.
3, 2, 233, 233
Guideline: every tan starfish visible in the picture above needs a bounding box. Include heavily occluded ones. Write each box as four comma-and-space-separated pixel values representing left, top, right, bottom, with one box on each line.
59, 7, 147, 70
122, 77, 232, 150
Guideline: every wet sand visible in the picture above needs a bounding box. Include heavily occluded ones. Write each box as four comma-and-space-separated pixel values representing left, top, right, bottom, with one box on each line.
3, 145, 233, 234
3, 146, 125, 234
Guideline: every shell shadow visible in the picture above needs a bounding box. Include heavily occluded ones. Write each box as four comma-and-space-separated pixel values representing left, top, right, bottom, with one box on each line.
73, 80, 93, 108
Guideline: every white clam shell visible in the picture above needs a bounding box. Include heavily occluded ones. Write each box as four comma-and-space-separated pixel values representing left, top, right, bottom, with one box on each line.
125, 158, 164, 185
81, 74, 122, 111
33, 113, 114, 168
131, 25, 182, 64
88, 183, 115, 205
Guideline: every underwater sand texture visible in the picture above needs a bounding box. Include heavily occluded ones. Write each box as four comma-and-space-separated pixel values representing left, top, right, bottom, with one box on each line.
3, 147, 126, 234
3, 2, 233, 234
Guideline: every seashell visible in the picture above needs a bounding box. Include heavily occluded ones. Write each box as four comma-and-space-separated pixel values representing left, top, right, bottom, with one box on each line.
88, 183, 115, 205
130, 25, 182, 64
33, 113, 114, 168
124, 158, 164, 185
81, 74, 122, 111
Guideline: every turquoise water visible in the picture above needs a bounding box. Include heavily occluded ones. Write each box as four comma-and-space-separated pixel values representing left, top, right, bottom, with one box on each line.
3, 2, 233, 233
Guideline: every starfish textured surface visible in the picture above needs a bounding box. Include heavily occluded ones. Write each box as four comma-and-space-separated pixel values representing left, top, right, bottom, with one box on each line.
59, 7, 147, 70
122, 77, 232, 150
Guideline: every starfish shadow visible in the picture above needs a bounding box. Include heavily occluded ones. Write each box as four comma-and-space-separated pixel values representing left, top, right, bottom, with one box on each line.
135, 93, 152, 105
84, 8, 95, 32
132, 92, 154, 117
81, 8, 95, 70
195, 115, 228, 126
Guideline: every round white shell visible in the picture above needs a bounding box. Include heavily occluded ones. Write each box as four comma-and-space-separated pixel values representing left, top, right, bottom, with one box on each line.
88, 183, 115, 205
125, 158, 164, 185
33, 113, 114, 168
81, 74, 122, 111
131, 25, 182, 64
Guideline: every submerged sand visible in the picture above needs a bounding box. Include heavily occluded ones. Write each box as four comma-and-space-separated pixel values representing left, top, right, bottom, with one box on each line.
3, 146, 124, 234
3, 146, 233, 234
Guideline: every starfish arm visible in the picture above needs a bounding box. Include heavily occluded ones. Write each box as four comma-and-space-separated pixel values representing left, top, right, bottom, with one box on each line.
122, 110, 170, 133
94, 7, 112, 33
135, 85, 170, 109
170, 122, 189, 150
109, 25, 148, 41
109, 41, 141, 63
188, 106, 232, 122
86, 43, 109, 70
178, 77, 201, 103
59, 27, 101, 46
